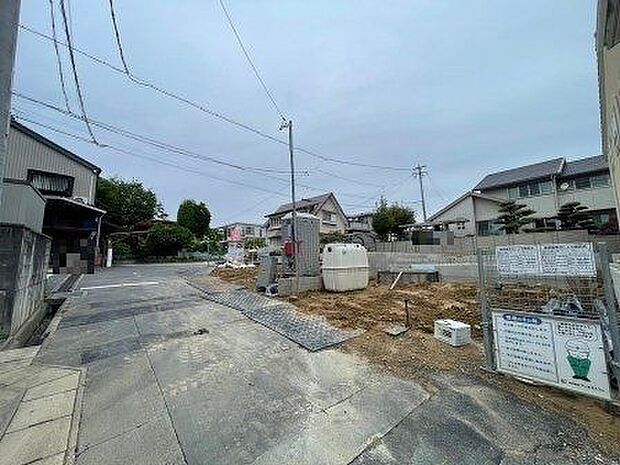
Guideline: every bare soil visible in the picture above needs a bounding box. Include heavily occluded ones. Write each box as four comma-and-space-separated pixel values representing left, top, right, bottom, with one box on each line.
211, 267, 620, 457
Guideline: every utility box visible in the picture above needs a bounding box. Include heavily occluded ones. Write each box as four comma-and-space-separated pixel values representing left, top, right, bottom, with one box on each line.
256, 255, 277, 291
281, 213, 320, 277
434, 319, 471, 347
322, 243, 369, 292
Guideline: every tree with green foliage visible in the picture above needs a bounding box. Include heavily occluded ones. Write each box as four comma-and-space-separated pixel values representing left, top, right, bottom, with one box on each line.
495, 200, 536, 234
144, 223, 194, 256
97, 177, 163, 230
320, 231, 349, 246
557, 202, 595, 231
244, 237, 267, 250
371, 197, 416, 241
177, 200, 211, 239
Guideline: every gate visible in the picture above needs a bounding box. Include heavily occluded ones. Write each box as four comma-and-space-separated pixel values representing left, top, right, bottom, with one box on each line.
477, 241, 620, 401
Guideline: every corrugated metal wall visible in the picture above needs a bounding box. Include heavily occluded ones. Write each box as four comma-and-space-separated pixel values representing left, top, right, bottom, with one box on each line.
6, 128, 97, 203
0, 181, 45, 233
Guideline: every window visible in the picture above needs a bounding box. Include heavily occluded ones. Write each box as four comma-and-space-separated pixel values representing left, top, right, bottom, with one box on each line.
322, 211, 336, 224
244, 226, 253, 236
591, 173, 611, 188
575, 176, 591, 190
27, 170, 74, 197
510, 179, 553, 198
477, 220, 501, 237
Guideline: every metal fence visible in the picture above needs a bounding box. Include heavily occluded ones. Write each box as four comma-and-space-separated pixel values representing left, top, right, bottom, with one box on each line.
477, 242, 620, 399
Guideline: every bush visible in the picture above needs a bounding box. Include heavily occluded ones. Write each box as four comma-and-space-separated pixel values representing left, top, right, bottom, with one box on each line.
145, 224, 194, 257
112, 241, 133, 260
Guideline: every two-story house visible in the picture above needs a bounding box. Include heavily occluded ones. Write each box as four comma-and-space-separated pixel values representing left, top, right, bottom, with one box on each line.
215, 222, 266, 246
2, 119, 105, 273
428, 155, 617, 237
265, 192, 347, 248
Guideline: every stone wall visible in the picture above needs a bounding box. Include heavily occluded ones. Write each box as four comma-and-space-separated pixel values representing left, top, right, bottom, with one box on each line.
0, 224, 51, 346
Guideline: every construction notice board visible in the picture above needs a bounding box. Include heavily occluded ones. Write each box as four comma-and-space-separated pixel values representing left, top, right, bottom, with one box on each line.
496, 243, 596, 277
492, 310, 611, 400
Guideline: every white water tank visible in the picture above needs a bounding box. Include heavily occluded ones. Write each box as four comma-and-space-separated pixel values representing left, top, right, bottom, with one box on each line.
322, 243, 369, 292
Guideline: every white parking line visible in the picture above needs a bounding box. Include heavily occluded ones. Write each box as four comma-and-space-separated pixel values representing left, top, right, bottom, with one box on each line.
80, 281, 160, 290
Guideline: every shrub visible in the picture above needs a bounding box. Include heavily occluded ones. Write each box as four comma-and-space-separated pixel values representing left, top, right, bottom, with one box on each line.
145, 224, 194, 257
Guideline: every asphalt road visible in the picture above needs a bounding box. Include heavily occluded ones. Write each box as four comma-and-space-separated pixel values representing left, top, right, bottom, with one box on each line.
28, 264, 618, 465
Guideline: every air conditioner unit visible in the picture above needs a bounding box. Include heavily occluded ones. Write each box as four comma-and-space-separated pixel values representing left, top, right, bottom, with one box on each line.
73, 196, 88, 203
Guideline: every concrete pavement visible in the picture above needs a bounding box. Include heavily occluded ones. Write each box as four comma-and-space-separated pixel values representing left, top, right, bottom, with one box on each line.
0, 263, 617, 464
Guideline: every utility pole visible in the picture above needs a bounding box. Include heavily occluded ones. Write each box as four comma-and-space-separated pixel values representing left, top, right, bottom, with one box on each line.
280, 118, 299, 292
412, 163, 427, 222
0, 0, 21, 209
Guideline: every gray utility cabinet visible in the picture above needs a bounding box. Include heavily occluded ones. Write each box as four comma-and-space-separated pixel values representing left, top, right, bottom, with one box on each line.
281, 213, 320, 277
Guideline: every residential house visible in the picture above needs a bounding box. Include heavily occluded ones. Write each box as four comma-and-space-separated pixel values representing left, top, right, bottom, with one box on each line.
597, 0, 620, 215
215, 222, 266, 246
3, 119, 105, 273
428, 155, 617, 237
346, 212, 376, 249
265, 192, 347, 248
347, 212, 374, 233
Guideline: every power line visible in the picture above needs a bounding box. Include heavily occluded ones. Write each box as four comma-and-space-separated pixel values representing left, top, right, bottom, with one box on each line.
48, 0, 71, 111
107, 0, 130, 75
217, 0, 284, 119
18, 24, 411, 173
12, 113, 289, 198
13, 91, 292, 175
57, 0, 99, 144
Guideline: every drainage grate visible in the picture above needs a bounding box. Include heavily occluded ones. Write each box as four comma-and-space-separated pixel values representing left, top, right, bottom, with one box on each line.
57, 274, 81, 293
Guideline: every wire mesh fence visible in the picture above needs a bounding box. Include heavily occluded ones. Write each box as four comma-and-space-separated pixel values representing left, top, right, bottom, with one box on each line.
477, 241, 620, 398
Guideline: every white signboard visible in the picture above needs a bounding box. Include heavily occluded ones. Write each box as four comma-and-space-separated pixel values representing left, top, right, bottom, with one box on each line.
492, 310, 611, 400
496, 245, 540, 275
496, 243, 596, 277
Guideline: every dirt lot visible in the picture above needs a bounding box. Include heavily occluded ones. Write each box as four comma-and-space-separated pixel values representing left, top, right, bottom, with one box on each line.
211, 266, 620, 456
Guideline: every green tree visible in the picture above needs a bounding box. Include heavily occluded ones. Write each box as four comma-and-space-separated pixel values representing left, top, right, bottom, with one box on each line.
371, 197, 416, 241
177, 200, 211, 238
97, 177, 163, 230
320, 231, 349, 247
557, 202, 595, 230
495, 200, 536, 234
144, 223, 194, 256
244, 237, 267, 249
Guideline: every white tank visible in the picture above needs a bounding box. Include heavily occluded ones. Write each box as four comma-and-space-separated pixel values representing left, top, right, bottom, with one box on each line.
322, 243, 369, 292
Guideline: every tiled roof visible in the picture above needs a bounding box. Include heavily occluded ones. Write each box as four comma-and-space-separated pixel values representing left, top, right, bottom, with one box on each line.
561, 155, 607, 177
473, 158, 564, 191
268, 193, 332, 216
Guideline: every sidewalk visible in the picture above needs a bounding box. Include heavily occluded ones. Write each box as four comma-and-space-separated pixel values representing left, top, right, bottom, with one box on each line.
0, 346, 82, 465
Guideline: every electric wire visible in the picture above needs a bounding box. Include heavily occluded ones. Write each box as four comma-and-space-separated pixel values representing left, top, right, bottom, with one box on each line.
107, 0, 131, 75
57, 0, 99, 144
19, 24, 411, 173
12, 113, 289, 198
217, 0, 285, 119
48, 0, 71, 111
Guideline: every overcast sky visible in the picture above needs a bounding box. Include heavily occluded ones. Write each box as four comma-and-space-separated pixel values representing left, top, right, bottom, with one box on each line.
12, 1, 601, 224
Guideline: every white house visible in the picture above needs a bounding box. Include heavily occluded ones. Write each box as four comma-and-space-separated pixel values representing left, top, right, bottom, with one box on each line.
428, 155, 617, 237
265, 192, 347, 248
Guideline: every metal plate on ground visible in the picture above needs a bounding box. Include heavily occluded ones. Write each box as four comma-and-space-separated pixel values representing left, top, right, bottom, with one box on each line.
197, 288, 364, 351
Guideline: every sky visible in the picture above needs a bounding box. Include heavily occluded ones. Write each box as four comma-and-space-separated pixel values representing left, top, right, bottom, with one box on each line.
12, 0, 602, 225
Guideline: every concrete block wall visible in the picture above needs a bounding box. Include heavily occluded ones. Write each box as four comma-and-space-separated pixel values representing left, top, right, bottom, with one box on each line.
0, 224, 51, 343
368, 252, 479, 283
